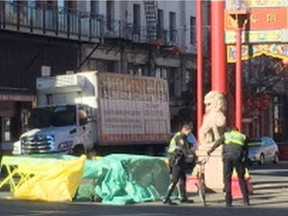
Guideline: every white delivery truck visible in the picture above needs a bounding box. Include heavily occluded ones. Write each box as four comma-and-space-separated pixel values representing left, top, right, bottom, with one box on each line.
13, 71, 171, 156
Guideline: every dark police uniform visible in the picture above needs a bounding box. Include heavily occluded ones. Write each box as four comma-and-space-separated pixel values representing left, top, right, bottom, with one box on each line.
208, 129, 250, 207
163, 132, 195, 204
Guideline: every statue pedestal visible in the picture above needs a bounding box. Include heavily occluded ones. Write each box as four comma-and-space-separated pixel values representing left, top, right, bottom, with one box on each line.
197, 145, 224, 192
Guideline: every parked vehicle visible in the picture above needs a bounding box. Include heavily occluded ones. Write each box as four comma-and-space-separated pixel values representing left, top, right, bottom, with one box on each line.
13, 71, 171, 156
247, 137, 279, 165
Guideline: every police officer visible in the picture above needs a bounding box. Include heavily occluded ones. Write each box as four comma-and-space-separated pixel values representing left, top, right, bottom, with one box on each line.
207, 127, 250, 207
163, 124, 196, 205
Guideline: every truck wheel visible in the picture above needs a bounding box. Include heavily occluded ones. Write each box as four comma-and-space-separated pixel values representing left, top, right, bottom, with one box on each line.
259, 154, 265, 165
273, 153, 279, 164
73, 145, 85, 157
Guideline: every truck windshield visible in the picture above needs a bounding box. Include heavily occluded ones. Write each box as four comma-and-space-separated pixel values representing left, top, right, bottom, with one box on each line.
28, 105, 76, 128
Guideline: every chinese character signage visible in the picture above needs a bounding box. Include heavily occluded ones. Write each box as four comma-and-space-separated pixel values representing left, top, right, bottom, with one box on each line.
225, 0, 288, 62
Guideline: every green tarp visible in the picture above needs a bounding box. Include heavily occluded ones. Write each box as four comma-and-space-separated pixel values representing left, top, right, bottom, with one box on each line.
77, 154, 171, 205
1, 154, 171, 205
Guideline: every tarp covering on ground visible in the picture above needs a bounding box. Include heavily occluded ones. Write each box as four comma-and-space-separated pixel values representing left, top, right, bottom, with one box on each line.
13, 155, 86, 202
76, 154, 171, 205
1, 154, 171, 205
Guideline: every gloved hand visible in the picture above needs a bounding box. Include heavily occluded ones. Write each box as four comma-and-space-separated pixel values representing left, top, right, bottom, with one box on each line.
207, 150, 212, 156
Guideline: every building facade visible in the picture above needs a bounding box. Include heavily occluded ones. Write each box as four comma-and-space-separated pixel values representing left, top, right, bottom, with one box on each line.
79, 0, 210, 131
0, 0, 210, 151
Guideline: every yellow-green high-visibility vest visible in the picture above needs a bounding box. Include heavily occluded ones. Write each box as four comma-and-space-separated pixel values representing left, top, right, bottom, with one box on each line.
224, 130, 246, 146
168, 132, 181, 153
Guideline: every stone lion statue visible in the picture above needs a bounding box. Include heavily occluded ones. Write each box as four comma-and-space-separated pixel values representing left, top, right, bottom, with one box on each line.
199, 91, 227, 146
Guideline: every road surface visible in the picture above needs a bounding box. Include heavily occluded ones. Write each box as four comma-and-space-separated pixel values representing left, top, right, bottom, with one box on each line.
0, 162, 287, 216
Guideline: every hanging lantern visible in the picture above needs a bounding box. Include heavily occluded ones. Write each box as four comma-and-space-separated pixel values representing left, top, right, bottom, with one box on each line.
153, 40, 163, 49
173, 46, 181, 55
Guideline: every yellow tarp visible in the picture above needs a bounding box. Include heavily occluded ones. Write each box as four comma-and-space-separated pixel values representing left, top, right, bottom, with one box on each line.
14, 155, 86, 202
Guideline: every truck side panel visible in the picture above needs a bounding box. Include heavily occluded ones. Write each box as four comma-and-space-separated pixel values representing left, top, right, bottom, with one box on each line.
97, 73, 171, 145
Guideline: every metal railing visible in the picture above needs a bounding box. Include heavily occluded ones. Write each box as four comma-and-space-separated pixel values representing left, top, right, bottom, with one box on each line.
104, 18, 179, 45
0, 1, 179, 45
95, 19, 178, 45
0, 1, 103, 41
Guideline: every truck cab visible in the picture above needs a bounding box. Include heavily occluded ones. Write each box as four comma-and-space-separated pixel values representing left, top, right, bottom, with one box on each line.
13, 104, 93, 155
13, 104, 94, 155
13, 72, 97, 155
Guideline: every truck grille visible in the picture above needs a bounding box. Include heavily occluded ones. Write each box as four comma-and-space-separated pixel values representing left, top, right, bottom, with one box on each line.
21, 135, 55, 154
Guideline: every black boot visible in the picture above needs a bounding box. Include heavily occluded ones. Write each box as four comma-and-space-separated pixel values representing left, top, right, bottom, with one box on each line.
226, 203, 232, 207
243, 196, 250, 206
225, 193, 232, 207
163, 198, 177, 205
163, 183, 177, 205
178, 180, 193, 204
179, 197, 194, 203
179, 183, 193, 203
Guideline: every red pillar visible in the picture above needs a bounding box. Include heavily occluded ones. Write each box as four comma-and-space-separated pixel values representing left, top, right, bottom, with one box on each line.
211, 0, 226, 93
196, 0, 203, 138
235, 27, 243, 130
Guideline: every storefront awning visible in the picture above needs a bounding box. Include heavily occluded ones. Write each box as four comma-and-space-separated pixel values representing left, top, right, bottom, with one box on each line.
0, 93, 35, 102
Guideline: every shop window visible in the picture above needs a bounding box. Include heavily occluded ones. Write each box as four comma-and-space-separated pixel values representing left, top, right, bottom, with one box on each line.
21, 108, 30, 133
155, 67, 167, 79
106, 60, 117, 73
190, 16, 196, 45
157, 9, 164, 40
45, 1, 57, 30
129, 67, 143, 76
89, 59, 118, 73
2, 117, 11, 142
169, 12, 176, 43
167, 69, 176, 97
91, 0, 99, 14
133, 4, 141, 35
273, 95, 286, 141
185, 70, 191, 83
128, 63, 145, 76
106, 0, 114, 31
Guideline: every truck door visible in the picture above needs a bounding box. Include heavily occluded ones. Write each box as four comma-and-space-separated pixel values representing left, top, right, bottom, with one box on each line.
77, 106, 93, 149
